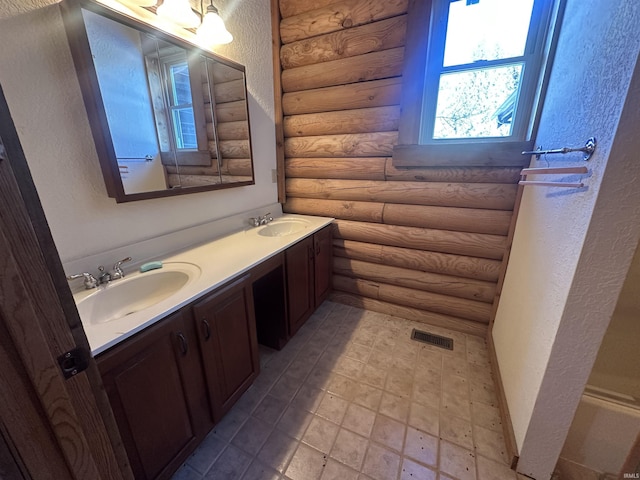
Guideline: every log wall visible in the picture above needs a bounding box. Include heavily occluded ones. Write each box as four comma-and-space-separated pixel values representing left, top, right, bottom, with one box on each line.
275, 0, 522, 336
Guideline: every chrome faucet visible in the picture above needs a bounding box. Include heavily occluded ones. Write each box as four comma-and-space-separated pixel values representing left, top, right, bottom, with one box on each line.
66, 272, 99, 290
98, 257, 132, 284
112, 257, 132, 280
250, 212, 273, 227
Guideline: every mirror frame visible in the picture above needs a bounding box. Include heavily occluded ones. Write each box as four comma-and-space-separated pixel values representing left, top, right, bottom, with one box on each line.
60, 0, 255, 202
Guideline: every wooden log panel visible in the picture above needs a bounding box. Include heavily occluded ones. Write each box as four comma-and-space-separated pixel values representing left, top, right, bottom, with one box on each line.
334, 257, 496, 302
382, 204, 512, 235
209, 121, 249, 141
329, 292, 488, 337
332, 220, 506, 260
284, 106, 400, 137
212, 79, 245, 104
282, 47, 404, 92
284, 197, 384, 223
384, 161, 523, 184
280, 0, 408, 44
281, 15, 407, 69
285, 132, 397, 157
333, 238, 502, 281
226, 158, 253, 176
212, 101, 247, 123
282, 77, 402, 115
166, 164, 220, 175
286, 178, 517, 210
279, 0, 338, 19
333, 275, 491, 323
285, 157, 387, 180
208, 140, 251, 159
210, 63, 244, 83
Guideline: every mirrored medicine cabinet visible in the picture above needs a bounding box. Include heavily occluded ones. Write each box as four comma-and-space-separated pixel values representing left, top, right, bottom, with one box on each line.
60, 0, 255, 202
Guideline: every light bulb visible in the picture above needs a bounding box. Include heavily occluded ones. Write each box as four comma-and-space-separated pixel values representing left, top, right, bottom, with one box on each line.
156, 0, 200, 28
196, 5, 233, 45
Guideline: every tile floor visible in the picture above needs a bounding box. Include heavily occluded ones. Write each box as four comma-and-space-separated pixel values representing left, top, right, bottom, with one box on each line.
172, 301, 523, 480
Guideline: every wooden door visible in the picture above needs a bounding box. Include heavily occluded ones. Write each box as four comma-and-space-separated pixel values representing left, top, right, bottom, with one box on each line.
313, 226, 333, 306
193, 275, 259, 420
0, 84, 131, 479
286, 235, 315, 335
97, 310, 210, 480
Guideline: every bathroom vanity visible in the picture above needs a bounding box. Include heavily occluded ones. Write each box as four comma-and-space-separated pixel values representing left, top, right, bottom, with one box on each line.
76, 215, 332, 480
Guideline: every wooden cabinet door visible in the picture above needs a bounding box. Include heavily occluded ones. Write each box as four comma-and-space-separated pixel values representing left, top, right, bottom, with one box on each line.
97, 310, 210, 480
286, 235, 315, 335
313, 225, 333, 306
192, 275, 259, 421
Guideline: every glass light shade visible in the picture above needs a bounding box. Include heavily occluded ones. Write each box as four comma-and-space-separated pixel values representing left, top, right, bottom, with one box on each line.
156, 0, 200, 28
127, 0, 158, 7
196, 7, 233, 45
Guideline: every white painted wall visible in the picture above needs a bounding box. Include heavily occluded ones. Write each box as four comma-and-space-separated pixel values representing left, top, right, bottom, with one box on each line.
492, 0, 640, 478
0, 0, 277, 264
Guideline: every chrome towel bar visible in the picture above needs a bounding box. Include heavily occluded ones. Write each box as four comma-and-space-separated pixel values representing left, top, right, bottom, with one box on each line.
522, 137, 597, 161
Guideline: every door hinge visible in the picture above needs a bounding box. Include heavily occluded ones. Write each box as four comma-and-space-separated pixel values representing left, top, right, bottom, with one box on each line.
57, 347, 90, 379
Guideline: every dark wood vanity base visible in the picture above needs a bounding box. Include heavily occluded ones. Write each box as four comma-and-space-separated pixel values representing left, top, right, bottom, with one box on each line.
96, 225, 332, 480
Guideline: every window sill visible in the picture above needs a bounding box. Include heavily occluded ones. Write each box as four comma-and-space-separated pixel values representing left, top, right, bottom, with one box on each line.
391, 141, 533, 168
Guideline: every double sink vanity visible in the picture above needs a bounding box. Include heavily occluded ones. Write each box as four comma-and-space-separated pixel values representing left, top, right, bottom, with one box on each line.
69, 213, 333, 480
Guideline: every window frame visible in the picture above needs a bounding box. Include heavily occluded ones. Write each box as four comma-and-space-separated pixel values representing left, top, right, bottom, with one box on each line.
393, 0, 564, 167
162, 54, 199, 151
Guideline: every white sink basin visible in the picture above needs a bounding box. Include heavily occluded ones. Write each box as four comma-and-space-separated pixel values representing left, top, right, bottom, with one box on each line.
76, 262, 201, 325
258, 219, 310, 237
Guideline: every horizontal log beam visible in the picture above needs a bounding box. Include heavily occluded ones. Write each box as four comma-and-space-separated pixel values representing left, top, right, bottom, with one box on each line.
285, 157, 387, 180
334, 257, 495, 302
281, 15, 407, 69
166, 164, 218, 175
282, 47, 404, 92
382, 204, 512, 235
384, 160, 523, 184
333, 275, 491, 323
286, 178, 517, 210
211, 101, 247, 123
284, 106, 400, 137
280, 0, 408, 44
285, 132, 397, 157
329, 292, 488, 337
279, 0, 339, 19
333, 238, 502, 281
210, 63, 243, 83
208, 140, 251, 159
282, 77, 402, 115
332, 220, 506, 260
212, 79, 245, 104
284, 197, 384, 222
213, 121, 249, 141
224, 158, 253, 176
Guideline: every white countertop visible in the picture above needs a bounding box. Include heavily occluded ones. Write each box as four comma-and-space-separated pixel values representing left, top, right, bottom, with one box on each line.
75, 214, 333, 356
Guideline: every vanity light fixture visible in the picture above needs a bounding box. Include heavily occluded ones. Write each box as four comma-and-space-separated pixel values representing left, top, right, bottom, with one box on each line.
196, 0, 233, 46
156, 0, 200, 28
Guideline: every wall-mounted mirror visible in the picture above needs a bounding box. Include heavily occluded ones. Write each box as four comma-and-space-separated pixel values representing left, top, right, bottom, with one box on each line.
61, 0, 254, 202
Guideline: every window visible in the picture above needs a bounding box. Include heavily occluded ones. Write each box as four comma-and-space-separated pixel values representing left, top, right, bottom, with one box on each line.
394, 0, 562, 166
164, 58, 198, 150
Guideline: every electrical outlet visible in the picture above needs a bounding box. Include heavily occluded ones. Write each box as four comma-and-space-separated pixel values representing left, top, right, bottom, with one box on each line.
271, 169, 277, 183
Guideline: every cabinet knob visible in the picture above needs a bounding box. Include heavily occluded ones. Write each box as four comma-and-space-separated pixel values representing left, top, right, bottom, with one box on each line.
201, 319, 211, 341
177, 332, 188, 355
